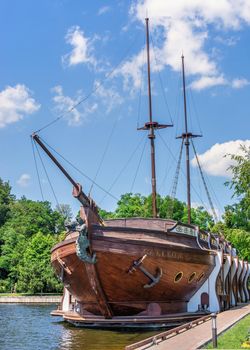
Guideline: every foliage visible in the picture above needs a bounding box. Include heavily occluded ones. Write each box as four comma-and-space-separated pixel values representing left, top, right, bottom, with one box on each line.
224, 145, 250, 230
0, 179, 14, 227
0, 182, 66, 293
16, 232, 62, 293
100, 193, 214, 230
205, 315, 250, 349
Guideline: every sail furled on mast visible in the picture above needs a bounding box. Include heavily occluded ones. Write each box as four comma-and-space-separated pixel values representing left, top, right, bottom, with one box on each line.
138, 18, 173, 218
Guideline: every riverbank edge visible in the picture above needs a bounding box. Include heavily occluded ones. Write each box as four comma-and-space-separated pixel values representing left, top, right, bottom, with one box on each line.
0, 295, 62, 303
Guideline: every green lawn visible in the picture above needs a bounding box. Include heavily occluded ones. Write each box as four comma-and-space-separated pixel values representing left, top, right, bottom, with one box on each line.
204, 314, 250, 349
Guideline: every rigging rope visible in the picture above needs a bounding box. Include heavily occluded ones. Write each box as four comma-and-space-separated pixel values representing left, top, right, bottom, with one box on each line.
167, 138, 184, 218
157, 131, 211, 213
150, 35, 173, 125
39, 136, 119, 202
35, 33, 142, 134
170, 138, 184, 199
130, 136, 148, 192
99, 134, 147, 204
88, 116, 118, 197
189, 87, 203, 135
174, 71, 182, 138
34, 141, 62, 212
31, 137, 44, 201
191, 139, 218, 222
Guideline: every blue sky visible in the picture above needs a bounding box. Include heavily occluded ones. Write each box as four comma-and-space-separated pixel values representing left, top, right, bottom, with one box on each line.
0, 0, 249, 219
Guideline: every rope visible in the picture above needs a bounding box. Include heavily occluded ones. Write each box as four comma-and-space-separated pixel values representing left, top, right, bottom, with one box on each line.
191, 139, 218, 222
157, 131, 211, 213
35, 33, 142, 134
31, 137, 44, 201
150, 34, 173, 125
189, 87, 203, 135
88, 116, 118, 196
99, 134, 147, 204
34, 141, 61, 211
39, 136, 119, 202
167, 139, 184, 218
130, 136, 147, 192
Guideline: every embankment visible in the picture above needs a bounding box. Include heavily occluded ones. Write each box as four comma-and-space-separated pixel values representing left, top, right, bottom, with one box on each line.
0, 295, 62, 303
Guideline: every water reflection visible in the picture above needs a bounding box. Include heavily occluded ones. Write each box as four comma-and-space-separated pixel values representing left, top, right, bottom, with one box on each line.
0, 304, 155, 350
56, 321, 156, 350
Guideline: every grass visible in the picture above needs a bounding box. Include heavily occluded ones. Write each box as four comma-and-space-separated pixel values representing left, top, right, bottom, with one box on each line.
204, 314, 250, 349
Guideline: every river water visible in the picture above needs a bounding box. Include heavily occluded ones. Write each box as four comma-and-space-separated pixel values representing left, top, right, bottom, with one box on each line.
0, 304, 156, 350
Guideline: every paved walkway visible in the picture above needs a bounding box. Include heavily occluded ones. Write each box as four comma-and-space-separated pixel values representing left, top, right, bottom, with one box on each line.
145, 303, 250, 350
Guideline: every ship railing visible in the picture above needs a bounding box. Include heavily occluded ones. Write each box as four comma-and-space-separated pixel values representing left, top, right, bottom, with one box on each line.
125, 314, 212, 350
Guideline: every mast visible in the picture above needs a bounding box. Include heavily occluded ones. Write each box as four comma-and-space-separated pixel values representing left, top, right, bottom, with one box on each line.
146, 17, 157, 218
138, 18, 173, 218
176, 55, 201, 224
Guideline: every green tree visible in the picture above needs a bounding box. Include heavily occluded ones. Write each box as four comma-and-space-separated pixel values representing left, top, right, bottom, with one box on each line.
224, 145, 250, 230
6, 197, 64, 236
0, 178, 14, 227
0, 197, 65, 293
100, 192, 213, 230
16, 232, 62, 293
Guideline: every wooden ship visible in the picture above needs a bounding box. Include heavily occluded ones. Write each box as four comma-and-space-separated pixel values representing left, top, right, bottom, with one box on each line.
32, 18, 249, 327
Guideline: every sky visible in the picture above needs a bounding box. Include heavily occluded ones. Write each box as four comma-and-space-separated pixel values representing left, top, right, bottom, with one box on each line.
0, 0, 250, 219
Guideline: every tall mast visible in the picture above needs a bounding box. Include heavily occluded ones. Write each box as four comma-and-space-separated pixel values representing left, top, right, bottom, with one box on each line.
138, 18, 173, 218
146, 17, 157, 218
176, 55, 201, 224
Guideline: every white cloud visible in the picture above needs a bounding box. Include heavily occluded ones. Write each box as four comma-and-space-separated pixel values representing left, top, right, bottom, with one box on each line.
62, 26, 96, 67
191, 140, 250, 177
94, 80, 123, 113
117, 0, 250, 90
232, 78, 250, 89
191, 75, 227, 90
17, 173, 31, 187
98, 6, 111, 16
51, 85, 98, 126
214, 35, 239, 46
0, 84, 40, 128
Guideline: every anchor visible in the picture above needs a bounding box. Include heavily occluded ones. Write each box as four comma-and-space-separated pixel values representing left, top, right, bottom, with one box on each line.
128, 255, 162, 288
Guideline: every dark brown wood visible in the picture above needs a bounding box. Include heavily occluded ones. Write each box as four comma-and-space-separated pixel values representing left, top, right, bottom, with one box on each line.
181, 55, 191, 224
32, 133, 90, 207
51, 219, 215, 317
145, 17, 157, 218
79, 206, 113, 318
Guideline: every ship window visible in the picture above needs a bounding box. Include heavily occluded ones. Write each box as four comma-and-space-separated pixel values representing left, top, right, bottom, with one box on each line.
197, 272, 205, 283
188, 272, 196, 283
174, 272, 183, 283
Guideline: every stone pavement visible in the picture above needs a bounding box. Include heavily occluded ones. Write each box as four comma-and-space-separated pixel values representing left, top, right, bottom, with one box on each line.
146, 303, 250, 350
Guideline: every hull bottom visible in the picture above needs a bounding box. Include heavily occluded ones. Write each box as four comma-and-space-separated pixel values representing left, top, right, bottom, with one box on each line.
52, 310, 210, 329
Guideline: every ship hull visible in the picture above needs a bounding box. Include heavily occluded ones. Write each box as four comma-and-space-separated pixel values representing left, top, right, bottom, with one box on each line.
51, 219, 215, 317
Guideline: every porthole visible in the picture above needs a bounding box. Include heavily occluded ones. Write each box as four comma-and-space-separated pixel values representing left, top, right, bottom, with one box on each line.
197, 272, 205, 283
188, 272, 196, 283
174, 272, 183, 283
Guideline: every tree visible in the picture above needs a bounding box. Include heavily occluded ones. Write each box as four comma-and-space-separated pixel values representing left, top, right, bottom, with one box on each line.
5, 197, 65, 236
0, 178, 14, 227
0, 197, 66, 293
224, 145, 250, 230
100, 192, 213, 230
16, 232, 62, 293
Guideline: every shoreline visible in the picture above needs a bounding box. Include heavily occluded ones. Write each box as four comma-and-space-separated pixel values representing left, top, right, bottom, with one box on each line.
0, 295, 62, 304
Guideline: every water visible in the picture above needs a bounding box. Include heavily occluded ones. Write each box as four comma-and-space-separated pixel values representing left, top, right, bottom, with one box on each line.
0, 304, 156, 350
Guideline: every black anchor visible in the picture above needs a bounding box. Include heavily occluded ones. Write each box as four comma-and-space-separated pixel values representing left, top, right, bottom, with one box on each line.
128, 255, 162, 288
